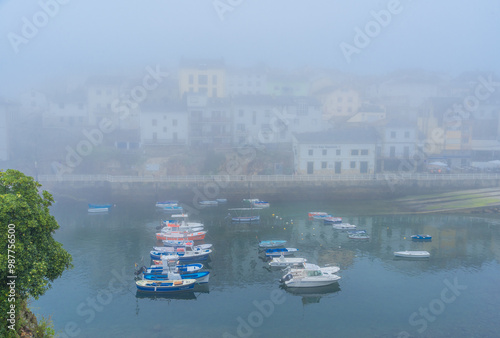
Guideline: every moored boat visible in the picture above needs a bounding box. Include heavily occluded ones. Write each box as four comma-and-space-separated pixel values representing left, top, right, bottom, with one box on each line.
332, 223, 357, 230
394, 251, 430, 258
308, 212, 328, 218
348, 233, 370, 240
268, 255, 307, 267
323, 217, 342, 224
143, 271, 210, 284
135, 279, 196, 292
411, 234, 432, 241
280, 263, 341, 288
87, 207, 109, 213
265, 247, 298, 257
258, 240, 287, 248
156, 231, 207, 241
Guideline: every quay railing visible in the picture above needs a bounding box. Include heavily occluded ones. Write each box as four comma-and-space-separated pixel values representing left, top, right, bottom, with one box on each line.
37, 173, 500, 183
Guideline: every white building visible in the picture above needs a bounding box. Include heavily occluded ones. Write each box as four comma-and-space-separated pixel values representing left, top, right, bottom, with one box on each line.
293, 127, 378, 175
232, 95, 326, 146
226, 67, 268, 97
187, 95, 233, 147
378, 120, 418, 171
43, 92, 88, 129
140, 102, 188, 146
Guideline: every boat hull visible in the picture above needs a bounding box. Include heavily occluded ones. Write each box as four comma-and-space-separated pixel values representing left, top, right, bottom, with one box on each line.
143, 271, 210, 284
136, 279, 196, 292
394, 251, 430, 258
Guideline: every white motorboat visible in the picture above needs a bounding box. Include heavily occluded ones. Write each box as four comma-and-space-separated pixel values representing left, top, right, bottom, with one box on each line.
268, 255, 307, 268
332, 223, 357, 230
394, 251, 430, 258
281, 263, 341, 288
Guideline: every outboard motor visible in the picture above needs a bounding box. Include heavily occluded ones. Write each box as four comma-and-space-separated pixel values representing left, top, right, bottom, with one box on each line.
280, 274, 292, 283
135, 265, 146, 276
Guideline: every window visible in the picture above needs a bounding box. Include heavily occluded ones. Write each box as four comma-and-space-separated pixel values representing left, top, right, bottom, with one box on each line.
152, 119, 157, 126
189, 75, 194, 84
172, 119, 177, 126
212, 75, 217, 85
212, 88, 217, 97
390, 131, 396, 139
199, 87, 208, 94
237, 124, 245, 131
337, 97, 343, 103
350, 161, 356, 169
336, 149, 341, 156
198, 75, 208, 85
163, 127, 167, 132
308, 149, 313, 156
361, 149, 368, 155
322, 149, 327, 156
252, 111, 256, 125
348, 97, 353, 102
238, 110, 244, 117
390, 146, 396, 158
321, 162, 327, 169
351, 149, 359, 156
404, 131, 410, 138
96, 89, 101, 95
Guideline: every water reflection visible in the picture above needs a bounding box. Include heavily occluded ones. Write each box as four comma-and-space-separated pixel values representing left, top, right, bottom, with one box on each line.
280, 283, 341, 305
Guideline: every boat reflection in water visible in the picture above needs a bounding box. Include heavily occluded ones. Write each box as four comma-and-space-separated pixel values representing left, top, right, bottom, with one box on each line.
280, 283, 341, 305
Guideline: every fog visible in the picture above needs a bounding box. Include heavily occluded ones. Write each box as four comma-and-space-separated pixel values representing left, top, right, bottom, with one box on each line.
1, 0, 500, 177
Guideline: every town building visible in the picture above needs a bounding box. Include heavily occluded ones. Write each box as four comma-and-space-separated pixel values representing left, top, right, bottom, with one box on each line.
178, 59, 226, 98
293, 127, 378, 175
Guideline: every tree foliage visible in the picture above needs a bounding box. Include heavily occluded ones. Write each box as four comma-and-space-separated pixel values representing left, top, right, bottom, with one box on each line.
0, 169, 72, 336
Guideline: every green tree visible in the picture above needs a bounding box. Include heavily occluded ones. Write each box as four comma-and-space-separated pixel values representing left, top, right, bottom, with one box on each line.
0, 169, 72, 337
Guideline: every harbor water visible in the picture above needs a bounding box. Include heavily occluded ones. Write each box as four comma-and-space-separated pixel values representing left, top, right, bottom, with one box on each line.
32, 198, 500, 338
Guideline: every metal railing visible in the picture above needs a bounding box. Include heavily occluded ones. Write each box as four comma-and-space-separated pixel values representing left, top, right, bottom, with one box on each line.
37, 173, 500, 183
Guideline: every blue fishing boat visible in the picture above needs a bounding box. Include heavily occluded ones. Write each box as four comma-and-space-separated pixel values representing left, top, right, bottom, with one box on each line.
143, 271, 210, 284
138, 263, 204, 276
265, 247, 298, 257
88, 203, 112, 209
411, 234, 432, 241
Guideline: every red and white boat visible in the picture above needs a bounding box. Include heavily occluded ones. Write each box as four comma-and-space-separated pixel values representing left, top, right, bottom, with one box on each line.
308, 212, 328, 218
156, 231, 207, 241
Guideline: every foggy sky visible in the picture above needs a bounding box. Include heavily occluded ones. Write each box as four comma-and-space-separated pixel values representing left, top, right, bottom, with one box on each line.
1, 0, 499, 96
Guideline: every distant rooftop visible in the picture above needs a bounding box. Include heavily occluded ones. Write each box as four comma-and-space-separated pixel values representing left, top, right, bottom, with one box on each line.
294, 126, 378, 144
179, 58, 225, 69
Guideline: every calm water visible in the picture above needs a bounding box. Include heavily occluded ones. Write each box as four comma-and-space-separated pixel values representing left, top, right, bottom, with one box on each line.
32, 199, 500, 338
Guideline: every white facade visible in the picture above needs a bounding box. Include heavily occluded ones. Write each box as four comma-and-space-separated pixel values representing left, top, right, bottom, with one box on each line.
293, 129, 378, 175
140, 108, 188, 145
232, 96, 326, 146
226, 69, 268, 97
43, 101, 88, 129
381, 125, 418, 159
